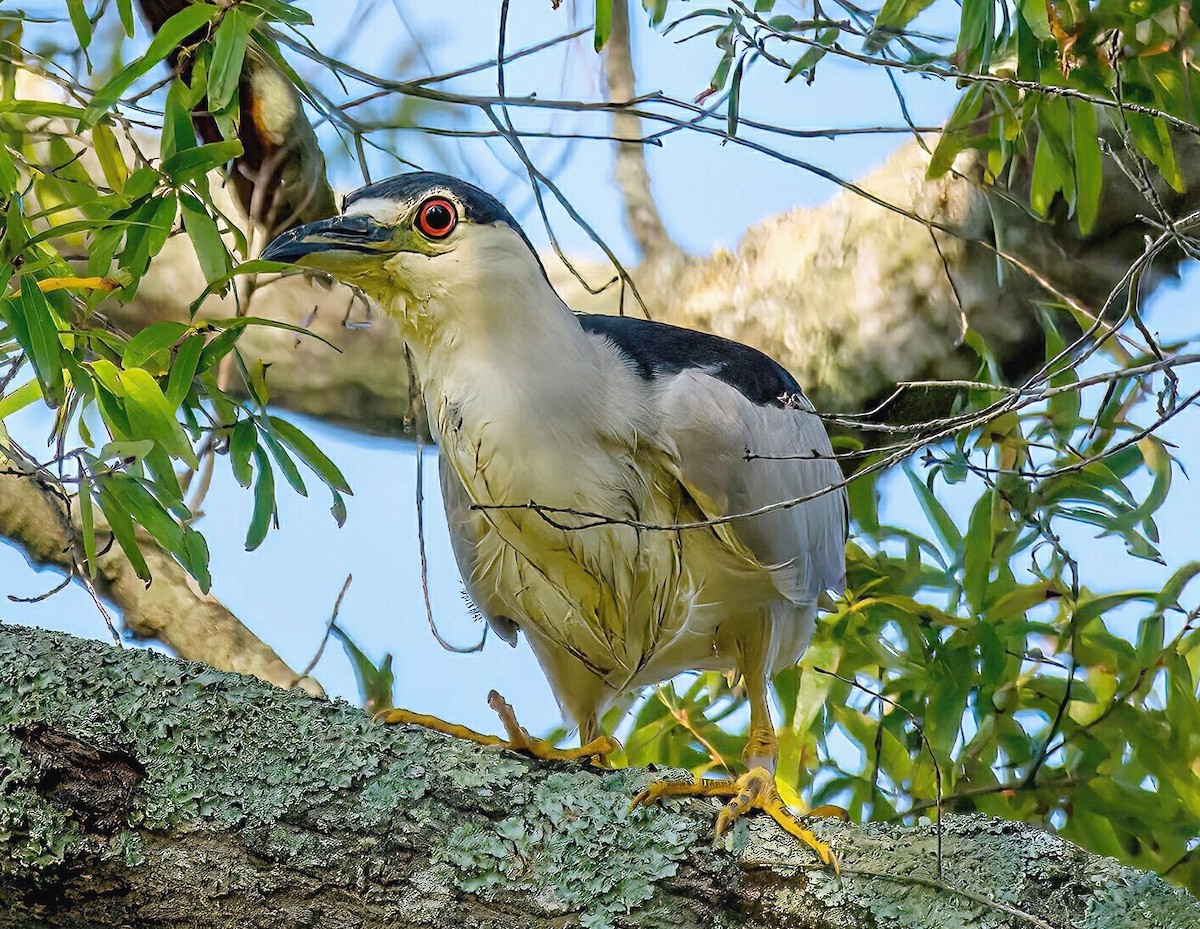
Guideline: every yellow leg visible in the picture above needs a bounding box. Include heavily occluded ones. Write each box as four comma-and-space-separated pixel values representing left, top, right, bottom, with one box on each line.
376, 690, 616, 763
486, 691, 617, 762
630, 768, 842, 869
630, 662, 843, 870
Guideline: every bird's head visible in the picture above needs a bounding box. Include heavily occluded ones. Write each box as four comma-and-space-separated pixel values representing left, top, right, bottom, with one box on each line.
261, 172, 546, 335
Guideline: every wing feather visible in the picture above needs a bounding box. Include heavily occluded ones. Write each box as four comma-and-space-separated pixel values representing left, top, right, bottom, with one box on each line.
438, 453, 521, 646
658, 371, 847, 604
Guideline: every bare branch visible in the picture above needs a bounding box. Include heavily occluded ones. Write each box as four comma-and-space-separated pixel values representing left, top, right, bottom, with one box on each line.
0, 465, 318, 695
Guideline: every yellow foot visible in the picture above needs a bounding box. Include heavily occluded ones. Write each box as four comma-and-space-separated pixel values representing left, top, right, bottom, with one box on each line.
486, 691, 617, 763
375, 691, 616, 764
630, 767, 841, 870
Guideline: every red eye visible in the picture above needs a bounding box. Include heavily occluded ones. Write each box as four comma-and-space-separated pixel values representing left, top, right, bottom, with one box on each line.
416, 197, 457, 239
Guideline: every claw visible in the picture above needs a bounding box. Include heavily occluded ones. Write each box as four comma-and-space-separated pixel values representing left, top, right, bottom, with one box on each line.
375, 694, 615, 764
631, 767, 839, 872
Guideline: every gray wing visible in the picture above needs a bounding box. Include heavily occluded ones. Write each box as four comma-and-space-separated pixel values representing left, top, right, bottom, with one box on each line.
658, 370, 847, 603
438, 453, 521, 646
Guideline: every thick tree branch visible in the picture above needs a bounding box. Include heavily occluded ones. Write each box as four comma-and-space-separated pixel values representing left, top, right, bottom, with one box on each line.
0, 465, 315, 694
604, 0, 683, 266
1, 623, 1196, 928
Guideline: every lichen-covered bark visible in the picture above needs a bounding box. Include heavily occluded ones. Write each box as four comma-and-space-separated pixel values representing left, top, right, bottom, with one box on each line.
1, 625, 1194, 928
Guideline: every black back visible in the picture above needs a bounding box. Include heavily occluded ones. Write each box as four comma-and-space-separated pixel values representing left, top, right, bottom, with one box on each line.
579, 314, 803, 408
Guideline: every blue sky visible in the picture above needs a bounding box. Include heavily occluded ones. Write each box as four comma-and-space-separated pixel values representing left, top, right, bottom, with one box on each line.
3, 1, 1197, 737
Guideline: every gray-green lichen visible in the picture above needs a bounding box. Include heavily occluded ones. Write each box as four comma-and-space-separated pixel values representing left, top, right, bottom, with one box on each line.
432, 771, 698, 927
0, 625, 705, 926
737, 813, 1200, 929
2, 623, 1198, 929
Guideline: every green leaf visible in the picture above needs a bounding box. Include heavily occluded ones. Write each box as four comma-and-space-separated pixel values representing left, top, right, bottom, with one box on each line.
81, 3, 221, 128
727, 55, 745, 137
1124, 110, 1184, 194
206, 314, 339, 351
258, 423, 307, 497
1156, 562, 1200, 611
846, 467, 880, 535
95, 479, 151, 582
0, 99, 87, 120
187, 259, 299, 310
595, 0, 613, 51
962, 491, 994, 614
0, 379, 42, 421
0, 146, 16, 194
330, 489, 347, 527
957, 0, 995, 74
119, 194, 179, 289
180, 528, 212, 593
1071, 102, 1102, 236
1029, 126, 1064, 218
91, 121, 129, 193
927, 83, 986, 178
1076, 590, 1160, 625
180, 194, 231, 285
1, 277, 65, 408
330, 624, 395, 713
229, 419, 257, 488
708, 48, 733, 95
251, 0, 314, 26
1135, 613, 1164, 667
160, 140, 243, 186
78, 473, 97, 577
925, 652, 970, 759
905, 466, 963, 557
123, 321, 189, 369
116, 0, 136, 36
103, 472, 184, 552
124, 167, 160, 202
246, 358, 270, 407
89, 363, 128, 406
98, 439, 156, 463
117, 366, 199, 468
166, 332, 205, 408
67, 0, 92, 52
866, 0, 935, 52
984, 584, 1061, 622
1037, 96, 1075, 212
644, 0, 669, 27
785, 27, 838, 82
1126, 438, 1172, 530
161, 78, 199, 162
269, 415, 352, 494
208, 8, 257, 112
1014, 8, 1041, 81
1041, 313, 1080, 440
197, 327, 243, 372
246, 445, 277, 550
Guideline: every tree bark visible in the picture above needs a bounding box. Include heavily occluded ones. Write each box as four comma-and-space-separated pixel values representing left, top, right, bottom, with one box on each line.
0, 624, 1195, 928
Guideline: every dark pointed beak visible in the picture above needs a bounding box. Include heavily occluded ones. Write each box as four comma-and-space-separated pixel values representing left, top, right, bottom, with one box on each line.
261, 215, 394, 264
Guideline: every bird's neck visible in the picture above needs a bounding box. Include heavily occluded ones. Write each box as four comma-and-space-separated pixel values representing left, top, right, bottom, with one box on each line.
384, 265, 602, 430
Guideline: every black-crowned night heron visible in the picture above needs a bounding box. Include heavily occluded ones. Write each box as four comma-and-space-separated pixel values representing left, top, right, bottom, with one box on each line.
262, 173, 848, 862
